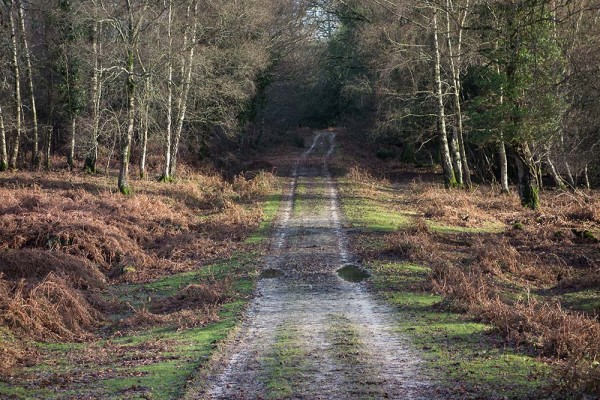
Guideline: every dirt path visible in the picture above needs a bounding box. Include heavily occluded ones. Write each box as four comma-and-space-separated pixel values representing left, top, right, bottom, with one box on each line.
197, 132, 436, 399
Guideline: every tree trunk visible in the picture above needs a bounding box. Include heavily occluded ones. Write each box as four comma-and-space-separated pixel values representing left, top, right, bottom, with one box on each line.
44, 126, 51, 170
498, 139, 510, 193
564, 162, 575, 187
86, 21, 102, 174
162, 0, 174, 181
119, 3, 136, 195
584, 164, 590, 190
9, 1, 22, 170
450, 128, 463, 186
514, 142, 540, 209
68, 117, 76, 170
139, 76, 150, 179
545, 153, 565, 190
119, 51, 135, 195
170, 0, 198, 178
496, 54, 510, 195
433, 9, 456, 188
0, 104, 7, 171
445, 0, 471, 187
16, 0, 40, 168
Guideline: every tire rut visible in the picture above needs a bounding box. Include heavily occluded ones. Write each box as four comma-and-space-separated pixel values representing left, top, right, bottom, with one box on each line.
196, 132, 436, 399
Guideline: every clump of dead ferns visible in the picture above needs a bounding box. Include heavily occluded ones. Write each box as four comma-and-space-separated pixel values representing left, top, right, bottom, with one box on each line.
0, 169, 275, 374
429, 260, 600, 393
362, 169, 600, 394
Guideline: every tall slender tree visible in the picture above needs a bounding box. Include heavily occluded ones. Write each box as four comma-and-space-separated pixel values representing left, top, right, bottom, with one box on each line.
8, 0, 22, 170
16, 0, 40, 167
433, 7, 457, 187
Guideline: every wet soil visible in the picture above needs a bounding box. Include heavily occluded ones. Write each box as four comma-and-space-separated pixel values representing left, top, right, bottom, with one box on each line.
196, 132, 437, 399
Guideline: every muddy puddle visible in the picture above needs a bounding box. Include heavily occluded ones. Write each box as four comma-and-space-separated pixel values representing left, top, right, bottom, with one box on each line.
337, 264, 370, 283
260, 268, 285, 279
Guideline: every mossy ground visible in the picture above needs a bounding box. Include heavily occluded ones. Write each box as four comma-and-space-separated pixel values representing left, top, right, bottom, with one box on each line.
262, 324, 311, 399
0, 255, 260, 400
371, 262, 551, 398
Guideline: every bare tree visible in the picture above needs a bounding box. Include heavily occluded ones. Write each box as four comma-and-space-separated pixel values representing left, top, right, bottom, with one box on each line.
8, 0, 22, 170
0, 103, 7, 171
16, 0, 40, 168
433, 7, 456, 187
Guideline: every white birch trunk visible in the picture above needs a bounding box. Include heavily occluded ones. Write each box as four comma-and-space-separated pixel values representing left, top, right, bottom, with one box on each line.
69, 117, 76, 170
433, 9, 456, 187
584, 164, 590, 190
564, 162, 575, 187
496, 60, 510, 194
0, 104, 7, 170
545, 152, 566, 190
163, 0, 174, 180
88, 20, 102, 173
499, 139, 510, 193
16, 0, 39, 168
445, 0, 471, 187
139, 76, 150, 179
170, 0, 198, 178
9, 1, 22, 170
119, 0, 136, 195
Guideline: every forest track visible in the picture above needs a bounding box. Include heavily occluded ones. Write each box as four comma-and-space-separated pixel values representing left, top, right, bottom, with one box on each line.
196, 132, 436, 399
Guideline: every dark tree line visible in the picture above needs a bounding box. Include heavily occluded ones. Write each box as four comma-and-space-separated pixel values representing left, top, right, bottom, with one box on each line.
262, 0, 600, 208
1, 0, 599, 206
0, 0, 307, 192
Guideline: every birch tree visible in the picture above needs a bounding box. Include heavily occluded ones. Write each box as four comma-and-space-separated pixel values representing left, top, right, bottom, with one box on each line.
433, 7, 457, 187
16, 0, 40, 167
444, 0, 471, 187
169, 0, 198, 179
8, 0, 22, 170
0, 103, 7, 171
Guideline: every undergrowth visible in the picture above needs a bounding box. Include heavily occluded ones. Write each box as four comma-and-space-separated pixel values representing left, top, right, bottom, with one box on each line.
0, 168, 278, 380
339, 159, 600, 397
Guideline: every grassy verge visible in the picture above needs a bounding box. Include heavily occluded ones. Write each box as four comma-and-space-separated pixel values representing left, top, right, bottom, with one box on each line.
337, 176, 556, 398
0, 178, 284, 400
371, 262, 550, 398
246, 192, 284, 244
0, 255, 259, 400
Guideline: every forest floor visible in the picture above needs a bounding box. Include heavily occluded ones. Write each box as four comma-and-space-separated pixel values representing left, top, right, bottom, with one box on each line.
1, 130, 599, 399
0, 156, 284, 399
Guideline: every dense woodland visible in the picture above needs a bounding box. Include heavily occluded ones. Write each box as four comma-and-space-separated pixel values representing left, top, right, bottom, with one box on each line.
1, 0, 599, 205
1, 0, 600, 397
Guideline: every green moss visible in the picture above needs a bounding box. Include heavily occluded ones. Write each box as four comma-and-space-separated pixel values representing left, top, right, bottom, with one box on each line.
560, 289, 600, 314
263, 324, 310, 399
513, 221, 525, 230
338, 172, 552, 397
430, 222, 504, 234
83, 156, 97, 174
582, 230, 598, 242
119, 184, 132, 196
0, 383, 54, 399
338, 180, 413, 232
1, 194, 279, 399
159, 175, 175, 183
0, 161, 7, 172
246, 192, 283, 244
326, 315, 363, 366
522, 185, 540, 210
324, 314, 387, 398
371, 262, 551, 397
